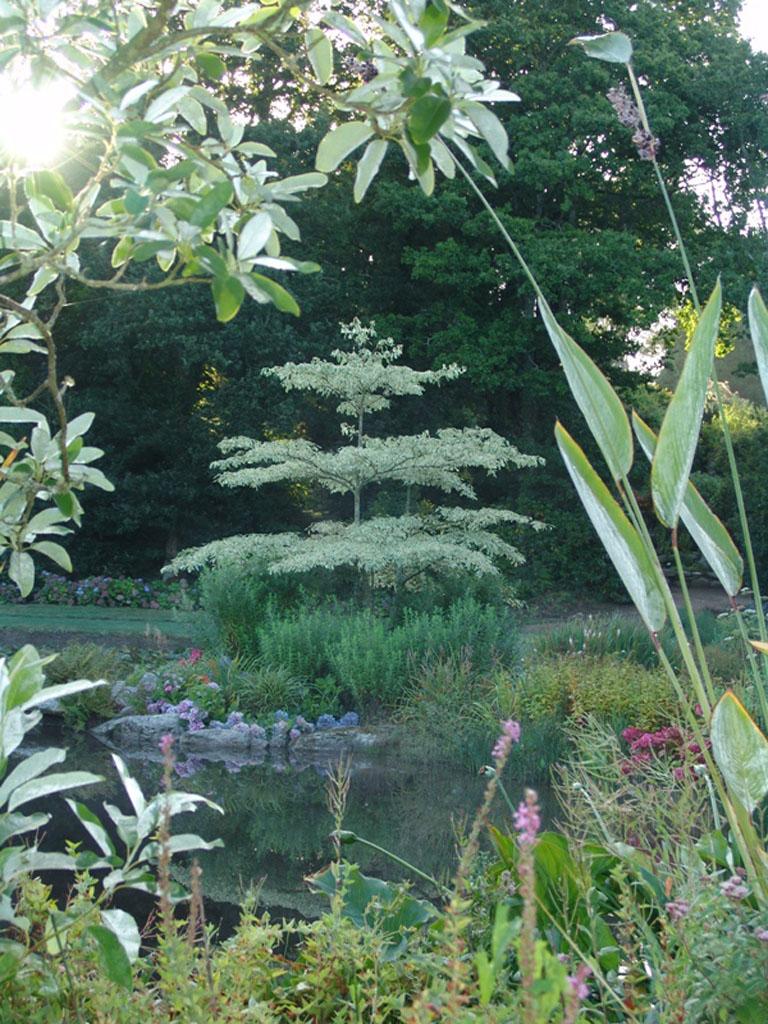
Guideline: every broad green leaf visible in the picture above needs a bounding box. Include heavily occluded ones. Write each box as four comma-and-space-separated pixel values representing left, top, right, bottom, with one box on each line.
748, 287, 768, 408
555, 422, 666, 632
652, 281, 722, 527
465, 102, 509, 169
316, 122, 374, 173
238, 212, 272, 260
305, 28, 333, 84
196, 51, 226, 81
539, 296, 632, 480
633, 413, 742, 596
408, 94, 451, 144
0, 407, 45, 426
0, 221, 45, 251
31, 541, 72, 572
7, 771, 102, 812
569, 32, 633, 63
711, 690, 768, 813
66, 799, 116, 858
21, 678, 104, 710
307, 862, 435, 944
8, 551, 34, 597
211, 275, 245, 323
100, 909, 141, 963
112, 754, 145, 817
249, 274, 300, 316
0, 748, 65, 808
354, 139, 388, 203
419, 1, 449, 46
190, 181, 234, 230
87, 924, 132, 989
29, 170, 73, 211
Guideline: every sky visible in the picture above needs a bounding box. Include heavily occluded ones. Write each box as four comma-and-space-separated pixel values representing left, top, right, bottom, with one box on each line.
740, 0, 768, 51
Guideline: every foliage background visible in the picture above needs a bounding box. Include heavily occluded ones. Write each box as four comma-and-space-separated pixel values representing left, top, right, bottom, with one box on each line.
40, 0, 768, 597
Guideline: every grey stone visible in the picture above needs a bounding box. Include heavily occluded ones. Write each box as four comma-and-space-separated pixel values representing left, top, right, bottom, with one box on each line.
268, 719, 290, 752
92, 713, 182, 750
291, 727, 387, 758
182, 727, 257, 756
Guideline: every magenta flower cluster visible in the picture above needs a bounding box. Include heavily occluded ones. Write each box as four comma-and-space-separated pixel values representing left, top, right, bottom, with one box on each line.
620, 724, 708, 778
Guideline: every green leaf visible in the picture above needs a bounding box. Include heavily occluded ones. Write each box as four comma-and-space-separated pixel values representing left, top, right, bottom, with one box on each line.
66, 800, 116, 858
316, 122, 374, 173
8, 551, 34, 597
633, 412, 742, 596
408, 94, 451, 144
748, 287, 768, 408
211, 275, 245, 323
29, 171, 73, 211
652, 280, 722, 527
196, 51, 226, 80
711, 690, 768, 813
238, 212, 272, 260
307, 862, 435, 944
87, 924, 132, 989
354, 139, 388, 203
7, 771, 102, 812
0, 221, 45, 251
110, 236, 133, 268
555, 422, 666, 632
0, 748, 65, 809
305, 28, 333, 84
569, 32, 633, 63
419, 1, 449, 46
249, 274, 300, 316
30, 541, 72, 573
100, 910, 141, 963
539, 296, 632, 480
465, 102, 509, 169
190, 181, 234, 229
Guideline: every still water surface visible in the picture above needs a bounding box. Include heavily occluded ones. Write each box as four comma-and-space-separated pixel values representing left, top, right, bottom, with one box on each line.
27, 723, 555, 922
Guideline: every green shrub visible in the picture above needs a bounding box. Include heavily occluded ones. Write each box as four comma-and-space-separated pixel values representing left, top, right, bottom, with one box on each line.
46, 642, 124, 686
507, 653, 678, 729
232, 664, 307, 718
252, 597, 520, 709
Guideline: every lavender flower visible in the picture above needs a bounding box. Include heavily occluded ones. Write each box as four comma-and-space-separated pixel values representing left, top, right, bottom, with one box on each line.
339, 711, 359, 727
274, 709, 289, 722
316, 714, 338, 730
289, 727, 301, 740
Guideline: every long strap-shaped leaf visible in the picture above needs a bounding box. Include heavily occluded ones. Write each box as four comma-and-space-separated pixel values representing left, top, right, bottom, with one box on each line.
711, 690, 768, 814
651, 280, 722, 527
749, 286, 768, 408
633, 412, 743, 597
540, 297, 633, 481
555, 422, 666, 632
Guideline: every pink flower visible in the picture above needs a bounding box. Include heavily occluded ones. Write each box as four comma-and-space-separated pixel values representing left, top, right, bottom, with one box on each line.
514, 788, 541, 846
755, 928, 768, 942
491, 719, 521, 761
188, 648, 203, 664
665, 899, 690, 921
566, 963, 591, 1002
159, 733, 174, 755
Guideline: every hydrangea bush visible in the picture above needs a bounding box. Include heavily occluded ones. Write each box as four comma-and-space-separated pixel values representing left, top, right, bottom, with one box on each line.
0, 572, 198, 609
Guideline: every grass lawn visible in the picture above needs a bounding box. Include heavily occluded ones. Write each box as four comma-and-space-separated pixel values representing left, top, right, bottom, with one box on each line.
0, 604, 204, 639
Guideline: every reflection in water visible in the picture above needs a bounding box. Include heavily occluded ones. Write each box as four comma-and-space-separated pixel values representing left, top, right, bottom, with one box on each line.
26, 724, 555, 918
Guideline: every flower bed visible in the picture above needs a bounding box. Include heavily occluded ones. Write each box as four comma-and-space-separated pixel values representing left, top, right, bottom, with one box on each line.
0, 571, 198, 609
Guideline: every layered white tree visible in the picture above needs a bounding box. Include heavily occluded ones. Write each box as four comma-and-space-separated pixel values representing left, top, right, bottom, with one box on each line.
172, 320, 545, 589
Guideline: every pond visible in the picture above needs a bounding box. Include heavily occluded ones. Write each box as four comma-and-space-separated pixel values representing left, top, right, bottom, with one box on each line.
21, 721, 556, 931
